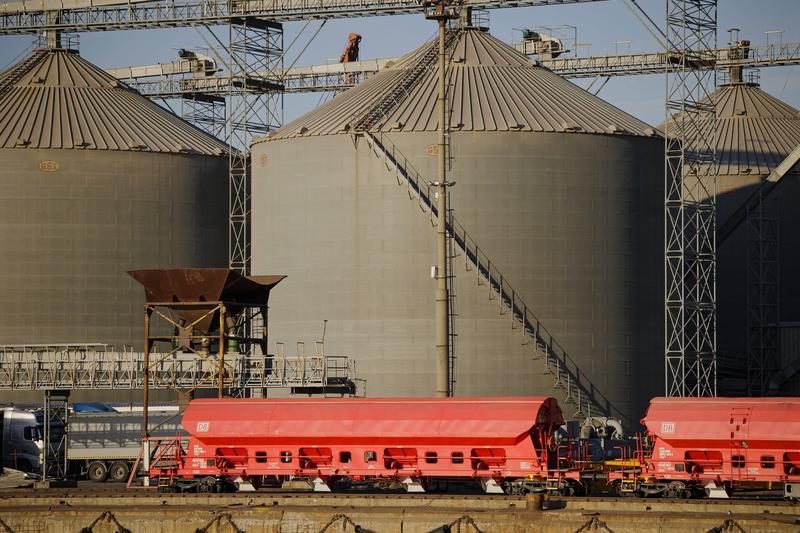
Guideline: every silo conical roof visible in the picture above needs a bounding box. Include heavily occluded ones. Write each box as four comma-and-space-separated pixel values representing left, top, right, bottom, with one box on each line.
662, 82, 800, 176
262, 28, 660, 141
0, 48, 228, 155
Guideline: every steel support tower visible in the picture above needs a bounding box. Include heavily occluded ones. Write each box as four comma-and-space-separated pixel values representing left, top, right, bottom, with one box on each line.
41, 389, 70, 481
664, 0, 718, 397
227, 18, 283, 274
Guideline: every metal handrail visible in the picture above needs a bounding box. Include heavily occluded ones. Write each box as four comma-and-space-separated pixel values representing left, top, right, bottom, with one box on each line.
363, 130, 625, 422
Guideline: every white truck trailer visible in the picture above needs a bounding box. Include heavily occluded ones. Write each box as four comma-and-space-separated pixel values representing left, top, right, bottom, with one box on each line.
67, 407, 183, 482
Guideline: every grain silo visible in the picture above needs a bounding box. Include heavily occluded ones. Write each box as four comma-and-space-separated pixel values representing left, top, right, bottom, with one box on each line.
665, 74, 800, 395
0, 47, 228, 399
252, 28, 663, 425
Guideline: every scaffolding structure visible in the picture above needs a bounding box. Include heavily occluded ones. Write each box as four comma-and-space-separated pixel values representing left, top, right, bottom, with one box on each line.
664, 0, 718, 397
745, 194, 780, 396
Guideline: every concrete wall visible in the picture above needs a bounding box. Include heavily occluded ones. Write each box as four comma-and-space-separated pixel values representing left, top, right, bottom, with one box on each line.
0, 149, 228, 403
252, 131, 663, 425
0, 493, 795, 533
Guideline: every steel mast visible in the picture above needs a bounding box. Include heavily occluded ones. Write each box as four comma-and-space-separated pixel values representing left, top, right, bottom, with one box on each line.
664, 0, 718, 397
425, 0, 458, 398
435, 6, 450, 399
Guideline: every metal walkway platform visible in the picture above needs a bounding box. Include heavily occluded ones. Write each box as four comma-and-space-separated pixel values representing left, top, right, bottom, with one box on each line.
0, 344, 356, 392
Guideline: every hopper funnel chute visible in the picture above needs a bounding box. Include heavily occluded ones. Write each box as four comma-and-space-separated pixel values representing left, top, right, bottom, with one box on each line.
128, 268, 286, 333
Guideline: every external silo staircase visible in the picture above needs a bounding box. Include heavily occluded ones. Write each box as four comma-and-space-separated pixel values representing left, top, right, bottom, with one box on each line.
351, 30, 461, 133
349, 28, 625, 423
359, 131, 625, 423
0, 48, 47, 97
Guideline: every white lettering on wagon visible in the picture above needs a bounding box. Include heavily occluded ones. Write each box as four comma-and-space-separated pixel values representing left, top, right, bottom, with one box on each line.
196, 421, 210, 432
661, 422, 676, 434
520, 461, 532, 470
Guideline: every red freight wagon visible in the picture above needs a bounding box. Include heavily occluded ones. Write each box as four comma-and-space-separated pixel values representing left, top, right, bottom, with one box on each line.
147, 396, 565, 493
614, 397, 800, 498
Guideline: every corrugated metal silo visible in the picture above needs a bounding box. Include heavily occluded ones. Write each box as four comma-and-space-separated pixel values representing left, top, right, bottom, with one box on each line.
252, 29, 664, 424
0, 48, 228, 400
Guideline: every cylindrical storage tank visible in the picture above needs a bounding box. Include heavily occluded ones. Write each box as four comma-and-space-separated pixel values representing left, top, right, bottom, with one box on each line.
252, 29, 663, 424
665, 78, 800, 395
0, 48, 228, 401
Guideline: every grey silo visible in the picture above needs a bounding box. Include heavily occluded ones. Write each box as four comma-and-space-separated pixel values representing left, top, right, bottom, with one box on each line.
664, 80, 800, 395
252, 28, 664, 425
0, 48, 228, 402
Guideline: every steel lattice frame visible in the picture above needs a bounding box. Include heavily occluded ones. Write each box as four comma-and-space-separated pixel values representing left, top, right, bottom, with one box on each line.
182, 96, 226, 138
745, 195, 780, 395
664, 0, 718, 397
42, 390, 70, 480
227, 18, 284, 274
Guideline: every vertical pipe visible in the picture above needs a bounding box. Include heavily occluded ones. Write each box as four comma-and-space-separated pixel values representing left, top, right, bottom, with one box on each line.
268, 305, 273, 398
63, 401, 69, 479
42, 392, 48, 480
218, 304, 226, 398
435, 6, 450, 398
142, 306, 152, 486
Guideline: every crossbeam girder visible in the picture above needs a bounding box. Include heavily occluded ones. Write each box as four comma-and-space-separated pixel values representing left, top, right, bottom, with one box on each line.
0, 0, 605, 34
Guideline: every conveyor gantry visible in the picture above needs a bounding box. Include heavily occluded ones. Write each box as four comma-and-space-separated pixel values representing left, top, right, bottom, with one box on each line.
108, 40, 800, 98
0, 0, 604, 34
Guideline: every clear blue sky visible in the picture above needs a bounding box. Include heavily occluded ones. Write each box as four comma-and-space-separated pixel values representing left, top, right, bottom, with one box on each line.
1, 0, 798, 126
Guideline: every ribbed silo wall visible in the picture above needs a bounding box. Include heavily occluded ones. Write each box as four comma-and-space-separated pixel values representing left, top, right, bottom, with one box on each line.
0, 149, 227, 402
252, 130, 663, 424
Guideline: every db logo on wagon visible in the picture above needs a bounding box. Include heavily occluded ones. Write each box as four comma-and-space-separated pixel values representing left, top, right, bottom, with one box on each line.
196, 421, 210, 432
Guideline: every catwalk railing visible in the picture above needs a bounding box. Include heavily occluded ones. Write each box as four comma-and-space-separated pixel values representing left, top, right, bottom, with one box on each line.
539, 41, 800, 77
0, 344, 355, 391
362, 131, 625, 422
0, 0, 604, 33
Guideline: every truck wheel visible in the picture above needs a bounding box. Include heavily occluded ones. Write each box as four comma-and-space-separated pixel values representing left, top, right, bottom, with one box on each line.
109, 461, 130, 483
15, 459, 33, 473
87, 461, 108, 482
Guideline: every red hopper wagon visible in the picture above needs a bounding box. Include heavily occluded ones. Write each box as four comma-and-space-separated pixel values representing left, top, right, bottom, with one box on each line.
147, 396, 564, 493
614, 397, 800, 498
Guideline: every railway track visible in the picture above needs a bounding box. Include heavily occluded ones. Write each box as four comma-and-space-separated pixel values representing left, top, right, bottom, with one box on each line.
0, 487, 795, 506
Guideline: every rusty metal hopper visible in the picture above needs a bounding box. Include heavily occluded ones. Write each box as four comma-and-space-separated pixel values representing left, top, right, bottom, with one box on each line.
129, 268, 286, 333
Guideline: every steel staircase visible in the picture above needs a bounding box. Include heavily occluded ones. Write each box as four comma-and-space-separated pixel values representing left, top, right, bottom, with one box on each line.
0, 48, 47, 98
361, 130, 625, 422
352, 29, 461, 133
